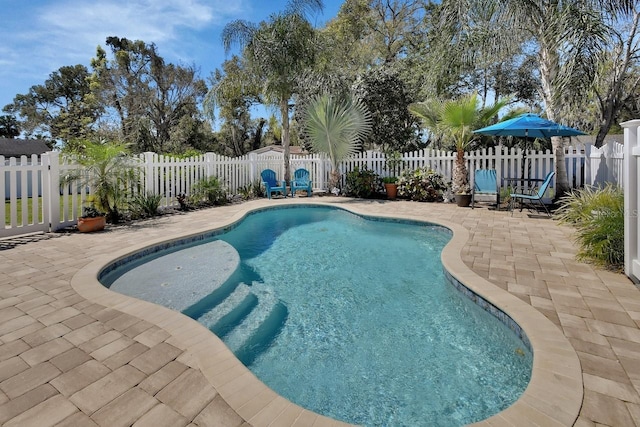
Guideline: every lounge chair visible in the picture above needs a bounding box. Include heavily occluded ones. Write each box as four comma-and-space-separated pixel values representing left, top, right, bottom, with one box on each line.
471, 169, 499, 210
509, 171, 555, 216
290, 168, 312, 197
261, 169, 287, 199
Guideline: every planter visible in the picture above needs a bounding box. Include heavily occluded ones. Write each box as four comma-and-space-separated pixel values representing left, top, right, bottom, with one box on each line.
455, 194, 472, 207
77, 216, 106, 233
384, 183, 398, 200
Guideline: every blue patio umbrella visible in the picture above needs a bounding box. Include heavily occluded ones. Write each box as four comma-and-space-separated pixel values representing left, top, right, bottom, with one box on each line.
473, 113, 586, 184
473, 113, 586, 138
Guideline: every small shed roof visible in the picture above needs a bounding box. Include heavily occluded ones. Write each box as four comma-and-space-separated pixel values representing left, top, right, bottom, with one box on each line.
0, 139, 50, 157
249, 145, 308, 155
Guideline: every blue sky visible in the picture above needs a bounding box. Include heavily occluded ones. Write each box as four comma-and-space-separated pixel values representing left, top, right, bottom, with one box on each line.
0, 0, 344, 114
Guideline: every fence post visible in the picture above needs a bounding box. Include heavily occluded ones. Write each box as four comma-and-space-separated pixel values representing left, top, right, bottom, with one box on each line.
142, 152, 154, 194
622, 119, 640, 282
44, 151, 60, 231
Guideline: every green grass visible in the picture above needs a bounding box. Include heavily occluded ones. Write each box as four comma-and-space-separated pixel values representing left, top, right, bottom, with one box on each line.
5, 195, 83, 226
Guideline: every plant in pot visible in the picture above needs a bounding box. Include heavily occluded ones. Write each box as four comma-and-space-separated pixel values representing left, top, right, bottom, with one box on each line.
77, 196, 107, 232
61, 139, 139, 229
409, 93, 509, 207
382, 151, 403, 200
303, 93, 372, 195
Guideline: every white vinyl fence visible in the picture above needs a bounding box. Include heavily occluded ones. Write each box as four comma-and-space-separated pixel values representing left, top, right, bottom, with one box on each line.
623, 120, 640, 283
1, 143, 625, 238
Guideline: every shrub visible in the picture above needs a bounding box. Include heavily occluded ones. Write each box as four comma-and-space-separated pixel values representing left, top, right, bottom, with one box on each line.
129, 191, 162, 218
397, 167, 448, 202
554, 184, 624, 270
343, 166, 382, 198
237, 179, 264, 200
190, 176, 229, 206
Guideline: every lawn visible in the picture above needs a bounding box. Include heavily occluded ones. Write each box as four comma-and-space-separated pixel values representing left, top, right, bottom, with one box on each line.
4, 195, 83, 226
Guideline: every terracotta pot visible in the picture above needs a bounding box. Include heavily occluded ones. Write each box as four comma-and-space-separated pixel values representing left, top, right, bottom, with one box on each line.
384, 183, 398, 200
77, 216, 106, 233
455, 194, 472, 207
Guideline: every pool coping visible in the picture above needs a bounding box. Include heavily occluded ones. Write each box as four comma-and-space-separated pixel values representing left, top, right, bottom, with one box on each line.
69, 199, 583, 427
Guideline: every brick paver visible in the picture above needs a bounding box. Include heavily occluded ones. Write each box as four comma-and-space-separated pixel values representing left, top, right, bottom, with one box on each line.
0, 197, 638, 426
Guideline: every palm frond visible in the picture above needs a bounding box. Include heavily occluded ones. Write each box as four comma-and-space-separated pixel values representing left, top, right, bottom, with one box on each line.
304, 94, 372, 169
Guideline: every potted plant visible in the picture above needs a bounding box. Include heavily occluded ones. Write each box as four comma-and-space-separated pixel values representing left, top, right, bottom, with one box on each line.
455, 185, 472, 207
382, 151, 402, 200
61, 139, 139, 228
77, 196, 106, 232
382, 176, 398, 199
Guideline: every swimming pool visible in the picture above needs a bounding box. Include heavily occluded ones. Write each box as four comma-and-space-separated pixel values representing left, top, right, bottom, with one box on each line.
103, 205, 532, 426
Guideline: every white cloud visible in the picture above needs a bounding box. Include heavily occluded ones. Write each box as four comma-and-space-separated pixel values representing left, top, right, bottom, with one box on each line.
0, 0, 251, 104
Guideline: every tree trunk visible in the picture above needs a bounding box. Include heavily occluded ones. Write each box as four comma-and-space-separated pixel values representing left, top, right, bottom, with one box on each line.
280, 98, 291, 184
452, 149, 468, 193
539, 44, 569, 199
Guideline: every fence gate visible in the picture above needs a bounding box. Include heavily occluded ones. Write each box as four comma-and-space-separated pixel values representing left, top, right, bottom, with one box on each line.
1, 153, 56, 238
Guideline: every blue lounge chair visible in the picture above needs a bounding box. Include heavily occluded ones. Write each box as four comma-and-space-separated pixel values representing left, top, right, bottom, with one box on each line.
261, 169, 287, 199
471, 169, 499, 210
290, 168, 312, 197
509, 171, 555, 216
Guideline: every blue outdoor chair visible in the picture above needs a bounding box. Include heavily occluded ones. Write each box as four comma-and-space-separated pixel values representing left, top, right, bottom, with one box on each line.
290, 168, 312, 197
471, 169, 499, 210
261, 169, 287, 199
509, 171, 556, 216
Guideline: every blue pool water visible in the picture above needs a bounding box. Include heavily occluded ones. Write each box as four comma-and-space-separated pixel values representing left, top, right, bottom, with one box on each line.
105, 206, 532, 426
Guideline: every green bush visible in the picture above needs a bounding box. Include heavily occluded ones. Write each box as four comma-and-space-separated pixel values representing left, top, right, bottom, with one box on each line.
344, 166, 382, 198
190, 176, 229, 206
554, 184, 624, 270
129, 191, 162, 218
397, 167, 448, 202
238, 179, 264, 200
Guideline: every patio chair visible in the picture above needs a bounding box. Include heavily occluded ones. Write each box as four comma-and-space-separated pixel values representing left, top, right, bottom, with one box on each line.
509, 171, 555, 216
471, 169, 499, 210
290, 168, 312, 197
261, 169, 287, 199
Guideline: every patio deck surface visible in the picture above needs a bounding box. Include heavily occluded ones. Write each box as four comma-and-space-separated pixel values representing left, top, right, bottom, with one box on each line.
0, 197, 639, 426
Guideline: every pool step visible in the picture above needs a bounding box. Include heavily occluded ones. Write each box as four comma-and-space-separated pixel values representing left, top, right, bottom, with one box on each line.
199, 284, 258, 338
189, 278, 288, 366
224, 283, 279, 352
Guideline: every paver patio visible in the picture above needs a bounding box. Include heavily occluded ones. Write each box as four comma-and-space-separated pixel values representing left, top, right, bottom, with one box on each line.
0, 197, 639, 426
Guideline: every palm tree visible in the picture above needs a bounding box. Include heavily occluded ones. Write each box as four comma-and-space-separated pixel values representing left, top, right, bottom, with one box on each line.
441, 0, 634, 197
303, 93, 372, 192
410, 93, 508, 193
220, 0, 324, 183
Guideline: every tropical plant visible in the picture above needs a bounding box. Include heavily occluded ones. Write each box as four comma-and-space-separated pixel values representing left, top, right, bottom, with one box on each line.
410, 92, 508, 193
220, 0, 324, 183
61, 140, 139, 223
303, 93, 372, 192
129, 191, 163, 218
344, 166, 382, 198
190, 176, 228, 206
397, 167, 448, 202
237, 179, 264, 200
554, 184, 624, 270
440, 0, 635, 196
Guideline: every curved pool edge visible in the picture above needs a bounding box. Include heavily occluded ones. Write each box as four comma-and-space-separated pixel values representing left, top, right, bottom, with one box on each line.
69, 198, 582, 427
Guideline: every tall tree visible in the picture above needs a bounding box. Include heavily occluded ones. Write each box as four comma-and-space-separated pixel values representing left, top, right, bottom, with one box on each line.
220, 0, 324, 182
353, 66, 423, 152
91, 37, 208, 153
204, 56, 262, 156
0, 115, 20, 138
442, 0, 635, 196
3, 65, 100, 141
